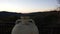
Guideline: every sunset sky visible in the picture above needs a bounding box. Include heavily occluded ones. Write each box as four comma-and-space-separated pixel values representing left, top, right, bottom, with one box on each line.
0, 0, 59, 13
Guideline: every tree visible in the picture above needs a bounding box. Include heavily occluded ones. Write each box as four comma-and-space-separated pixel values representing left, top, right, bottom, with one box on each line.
57, 0, 60, 4
55, 0, 60, 11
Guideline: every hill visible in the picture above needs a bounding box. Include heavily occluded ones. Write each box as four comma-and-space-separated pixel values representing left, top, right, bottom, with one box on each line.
0, 11, 60, 34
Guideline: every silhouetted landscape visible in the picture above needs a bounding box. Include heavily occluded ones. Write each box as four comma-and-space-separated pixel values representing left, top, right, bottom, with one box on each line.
0, 10, 60, 34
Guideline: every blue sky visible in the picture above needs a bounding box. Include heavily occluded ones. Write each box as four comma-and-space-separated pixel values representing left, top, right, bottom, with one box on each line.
0, 0, 59, 13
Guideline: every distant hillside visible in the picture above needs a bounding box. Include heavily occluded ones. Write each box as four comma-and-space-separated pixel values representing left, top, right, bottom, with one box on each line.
0, 11, 22, 22
0, 11, 60, 22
